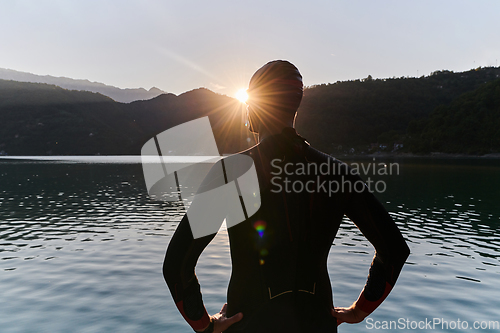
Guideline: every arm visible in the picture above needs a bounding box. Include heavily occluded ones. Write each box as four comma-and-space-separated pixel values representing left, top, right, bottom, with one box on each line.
163, 159, 227, 330
163, 214, 215, 331
163, 159, 244, 332
334, 180, 410, 323
163, 216, 244, 333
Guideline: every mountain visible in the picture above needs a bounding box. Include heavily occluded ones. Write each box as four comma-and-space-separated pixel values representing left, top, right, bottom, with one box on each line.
0, 68, 165, 103
406, 78, 500, 154
1, 66, 500, 156
295, 66, 500, 154
0, 80, 254, 156
0, 79, 113, 107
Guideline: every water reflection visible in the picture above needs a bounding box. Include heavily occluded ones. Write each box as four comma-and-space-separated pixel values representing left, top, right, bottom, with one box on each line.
328, 158, 500, 332
0, 158, 499, 332
0, 161, 183, 258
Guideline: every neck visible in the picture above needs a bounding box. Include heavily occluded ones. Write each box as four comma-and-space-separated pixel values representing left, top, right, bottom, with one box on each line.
257, 119, 295, 141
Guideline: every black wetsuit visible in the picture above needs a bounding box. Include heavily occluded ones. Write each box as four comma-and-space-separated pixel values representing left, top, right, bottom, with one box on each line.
163, 128, 410, 332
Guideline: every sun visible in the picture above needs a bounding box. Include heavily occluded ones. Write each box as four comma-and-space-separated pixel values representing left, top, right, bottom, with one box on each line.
235, 88, 248, 103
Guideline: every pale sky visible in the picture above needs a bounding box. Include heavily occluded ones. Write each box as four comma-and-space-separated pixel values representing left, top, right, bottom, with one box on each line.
1, 0, 499, 96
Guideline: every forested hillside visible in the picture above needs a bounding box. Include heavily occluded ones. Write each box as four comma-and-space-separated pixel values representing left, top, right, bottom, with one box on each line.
295, 67, 500, 154
1, 66, 500, 156
406, 78, 500, 154
0, 80, 253, 156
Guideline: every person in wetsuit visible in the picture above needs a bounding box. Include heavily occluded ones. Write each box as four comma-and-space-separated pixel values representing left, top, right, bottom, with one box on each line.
163, 60, 410, 333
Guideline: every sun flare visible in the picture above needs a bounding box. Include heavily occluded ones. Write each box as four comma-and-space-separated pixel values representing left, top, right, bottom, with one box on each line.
235, 89, 248, 103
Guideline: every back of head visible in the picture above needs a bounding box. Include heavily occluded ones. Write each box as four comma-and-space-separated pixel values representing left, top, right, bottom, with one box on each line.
247, 60, 303, 131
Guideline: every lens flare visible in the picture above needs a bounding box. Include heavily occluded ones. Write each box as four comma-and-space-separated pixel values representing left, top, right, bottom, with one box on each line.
235, 89, 248, 103
253, 220, 266, 238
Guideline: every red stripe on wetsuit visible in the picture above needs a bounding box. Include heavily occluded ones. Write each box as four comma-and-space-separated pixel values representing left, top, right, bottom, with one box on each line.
175, 300, 210, 331
355, 281, 393, 314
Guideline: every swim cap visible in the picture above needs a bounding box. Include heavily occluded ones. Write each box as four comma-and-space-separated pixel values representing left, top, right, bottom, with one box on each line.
247, 60, 303, 113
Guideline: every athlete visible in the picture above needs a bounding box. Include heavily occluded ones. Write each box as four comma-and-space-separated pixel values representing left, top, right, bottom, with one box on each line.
163, 60, 410, 332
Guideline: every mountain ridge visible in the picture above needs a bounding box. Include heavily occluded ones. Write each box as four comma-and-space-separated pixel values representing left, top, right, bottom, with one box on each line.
1, 67, 500, 156
0, 80, 252, 156
0, 68, 165, 103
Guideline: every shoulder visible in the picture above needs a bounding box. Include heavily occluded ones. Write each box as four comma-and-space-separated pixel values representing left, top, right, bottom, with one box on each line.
304, 145, 352, 175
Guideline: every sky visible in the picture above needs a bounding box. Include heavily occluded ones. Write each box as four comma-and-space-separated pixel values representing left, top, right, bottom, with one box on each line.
1, 0, 499, 96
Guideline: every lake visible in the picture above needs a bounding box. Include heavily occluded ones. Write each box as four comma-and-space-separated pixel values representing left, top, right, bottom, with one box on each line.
0, 157, 499, 332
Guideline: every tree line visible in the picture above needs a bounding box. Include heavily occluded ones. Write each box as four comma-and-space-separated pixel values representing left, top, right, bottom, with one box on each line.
1, 66, 499, 156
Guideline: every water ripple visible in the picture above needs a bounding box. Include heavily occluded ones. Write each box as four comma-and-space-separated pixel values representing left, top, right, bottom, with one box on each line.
1, 159, 499, 332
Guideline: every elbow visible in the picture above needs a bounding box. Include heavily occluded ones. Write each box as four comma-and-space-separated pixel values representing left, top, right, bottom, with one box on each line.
382, 238, 410, 263
385, 240, 410, 267
396, 241, 411, 266
402, 240, 410, 260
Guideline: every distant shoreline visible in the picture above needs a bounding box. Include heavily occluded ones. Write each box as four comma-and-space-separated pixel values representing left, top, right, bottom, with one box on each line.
2, 152, 500, 160
0, 155, 222, 164
336, 152, 500, 159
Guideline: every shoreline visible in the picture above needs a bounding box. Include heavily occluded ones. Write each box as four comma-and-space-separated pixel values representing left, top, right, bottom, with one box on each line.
1, 152, 500, 161
336, 152, 500, 160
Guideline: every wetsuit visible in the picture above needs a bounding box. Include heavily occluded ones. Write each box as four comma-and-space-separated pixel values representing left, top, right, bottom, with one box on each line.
163, 128, 410, 332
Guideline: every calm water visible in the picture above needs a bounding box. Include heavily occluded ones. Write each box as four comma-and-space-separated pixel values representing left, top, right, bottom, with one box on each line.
0, 157, 499, 332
